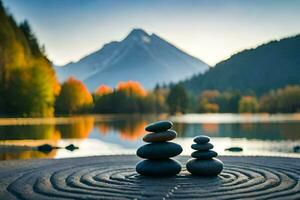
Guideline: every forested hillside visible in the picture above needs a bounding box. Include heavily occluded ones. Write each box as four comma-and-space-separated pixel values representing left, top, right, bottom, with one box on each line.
0, 1, 59, 117
184, 34, 300, 95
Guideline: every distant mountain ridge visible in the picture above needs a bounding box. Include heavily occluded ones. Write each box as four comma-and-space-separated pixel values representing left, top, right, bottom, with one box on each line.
184, 34, 300, 95
56, 29, 209, 90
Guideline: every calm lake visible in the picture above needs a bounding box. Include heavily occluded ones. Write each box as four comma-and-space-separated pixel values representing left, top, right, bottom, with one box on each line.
0, 113, 300, 160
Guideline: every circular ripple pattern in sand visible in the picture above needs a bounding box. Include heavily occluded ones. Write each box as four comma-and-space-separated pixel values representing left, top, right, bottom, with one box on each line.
1, 156, 300, 199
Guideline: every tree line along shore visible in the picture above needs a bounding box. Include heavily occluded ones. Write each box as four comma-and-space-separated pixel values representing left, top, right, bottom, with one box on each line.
0, 1, 299, 117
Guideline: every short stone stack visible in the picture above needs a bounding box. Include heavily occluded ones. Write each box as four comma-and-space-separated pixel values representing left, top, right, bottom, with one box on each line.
136, 121, 182, 177
186, 135, 223, 176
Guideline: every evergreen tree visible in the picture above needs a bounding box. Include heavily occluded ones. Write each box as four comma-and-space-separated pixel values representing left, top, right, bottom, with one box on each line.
167, 84, 188, 114
19, 20, 42, 57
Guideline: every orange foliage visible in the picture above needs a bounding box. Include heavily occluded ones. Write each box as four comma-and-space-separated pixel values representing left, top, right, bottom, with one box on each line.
204, 103, 219, 113
95, 85, 113, 96
96, 119, 148, 141
116, 80, 147, 97
119, 121, 148, 141
65, 76, 92, 103
56, 77, 93, 113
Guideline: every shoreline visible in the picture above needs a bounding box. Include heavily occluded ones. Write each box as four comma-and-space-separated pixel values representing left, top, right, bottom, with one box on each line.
0, 113, 299, 126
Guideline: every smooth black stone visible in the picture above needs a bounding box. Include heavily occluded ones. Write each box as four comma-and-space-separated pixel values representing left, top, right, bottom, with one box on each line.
137, 142, 182, 159
225, 147, 243, 152
143, 130, 177, 143
65, 144, 79, 151
37, 144, 53, 153
186, 158, 223, 176
145, 121, 173, 132
294, 145, 300, 153
191, 143, 213, 151
191, 150, 218, 159
193, 135, 210, 144
136, 159, 182, 177
37, 144, 60, 153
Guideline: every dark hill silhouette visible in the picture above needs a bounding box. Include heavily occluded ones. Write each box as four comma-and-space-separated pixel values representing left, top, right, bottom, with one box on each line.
184, 34, 300, 95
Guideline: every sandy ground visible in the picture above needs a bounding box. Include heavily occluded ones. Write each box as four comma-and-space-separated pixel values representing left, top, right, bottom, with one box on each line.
0, 155, 299, 199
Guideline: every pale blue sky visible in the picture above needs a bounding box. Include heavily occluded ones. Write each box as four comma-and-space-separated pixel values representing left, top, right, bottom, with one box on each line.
3, 0, 300, 66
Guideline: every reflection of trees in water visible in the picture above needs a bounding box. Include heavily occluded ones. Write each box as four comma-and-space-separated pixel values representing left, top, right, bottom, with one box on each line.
202, 124, 219, 135
119, 121, 147, 141
278, 123, 300, 140
0, 149, 57, 160
0, 117, 95, 141
0, 124, 57, 140
172, 122, 300, 140
56, 117, 94, 139
172, 123, 186, 137
172, 123, 196, 137
97, 123, 110, 134
240, 123, 254, 131
174, 123, 219, 137
96, 116, 149, 141
212, 123, 300, 140
0, 117, 95, 160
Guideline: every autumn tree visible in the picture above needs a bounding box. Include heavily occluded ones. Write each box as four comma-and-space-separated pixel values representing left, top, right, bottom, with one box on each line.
94, 84, 113, 96
276, 85, 300, 113
198, 90, 220, 113
259, 91, 277, 113
0, 5, 59, 117
116, 81, 147, 97
259, 85, 300, 113
55, 77, 93, 114
238, 96, 259, 113
5, 62, 58, 117
93, 81, 168, 113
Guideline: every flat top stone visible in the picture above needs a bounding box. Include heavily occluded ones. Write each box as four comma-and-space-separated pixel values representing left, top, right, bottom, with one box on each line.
143, 130, 177, 143
191, 143, 214, 151
193, 135, 210, 144
0, 155, 299, 199
145, 121, 173, 132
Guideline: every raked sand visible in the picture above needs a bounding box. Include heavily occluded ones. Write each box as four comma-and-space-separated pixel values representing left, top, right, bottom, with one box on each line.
0, 155, 299, 199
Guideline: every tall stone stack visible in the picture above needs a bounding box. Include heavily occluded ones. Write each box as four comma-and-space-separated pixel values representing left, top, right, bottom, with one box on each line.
186, 135, 223, 176
136, 121, 182, 177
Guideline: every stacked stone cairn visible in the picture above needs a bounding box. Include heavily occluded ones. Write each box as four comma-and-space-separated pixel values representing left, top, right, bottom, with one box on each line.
136, 121, 182, 177
186, 135, 223, 176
